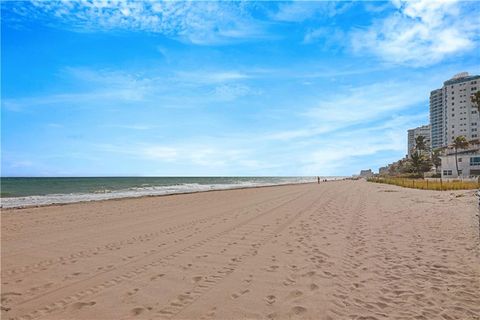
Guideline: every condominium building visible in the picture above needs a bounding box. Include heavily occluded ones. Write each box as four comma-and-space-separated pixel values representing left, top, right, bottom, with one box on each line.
407, 124, 431, 158
430, 88, 444, 150
440, 144, 480, 178
443, 72, 480, 145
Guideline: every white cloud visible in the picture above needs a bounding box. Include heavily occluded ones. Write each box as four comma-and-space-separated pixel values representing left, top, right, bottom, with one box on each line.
96, 142, 267, 171
272, 2, 352, 22
302, 80, 428, 131
101, 124, 156, 131
212, 84, 258, 101
174, 70, 250, 85
351, 0, 479, 66
5, 1, 265, 45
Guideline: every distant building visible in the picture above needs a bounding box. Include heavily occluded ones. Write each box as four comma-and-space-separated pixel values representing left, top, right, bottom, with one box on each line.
430, 88, 444, 150
440, 143, 480, 178
379, 166, 388, 175
359, 169, 373, 178
443, 72, 480, 146
407, 124, 431, 158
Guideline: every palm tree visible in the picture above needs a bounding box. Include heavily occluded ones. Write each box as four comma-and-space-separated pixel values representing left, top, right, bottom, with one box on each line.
415, 135, 427, 153
452, 136, 469, 177
410, 151, 432, 177
431, 148, 442, 173
471, 91, 480, 113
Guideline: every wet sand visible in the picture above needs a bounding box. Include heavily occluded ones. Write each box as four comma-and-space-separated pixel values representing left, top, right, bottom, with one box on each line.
1, 180, 479, 319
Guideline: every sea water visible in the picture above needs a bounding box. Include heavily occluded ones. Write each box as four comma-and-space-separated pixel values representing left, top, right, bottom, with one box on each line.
0, 176, 341, 208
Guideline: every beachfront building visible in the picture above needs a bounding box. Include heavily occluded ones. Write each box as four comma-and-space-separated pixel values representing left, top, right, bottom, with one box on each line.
430, 88, 444, 150
407, 124, 431, 158
359, 169, 374, 178
443, 72, 480, 146
440, 143, 480, 178
378, 166, 388, 175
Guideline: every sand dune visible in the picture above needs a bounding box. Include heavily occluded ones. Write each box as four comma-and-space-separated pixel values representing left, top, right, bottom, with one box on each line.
1, 180, 479, 319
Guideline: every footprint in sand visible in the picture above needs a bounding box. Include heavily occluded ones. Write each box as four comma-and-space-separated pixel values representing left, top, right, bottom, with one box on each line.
310, 283, 319, 291
266, 265, 279, 272
150, 274, 165, 281
178, 293, 193, 302
127, 288, 139, 296
265, 295, 276, 305
130, 307, 145, 316
303, 271, 315, 277
283, 277, 296, 286
201, 306, 217, 320
290, 306, 307, 315
192, 276, 204, 283
71, 301, 96, 310
231, 289, 250, 299
288, 290, 303, 299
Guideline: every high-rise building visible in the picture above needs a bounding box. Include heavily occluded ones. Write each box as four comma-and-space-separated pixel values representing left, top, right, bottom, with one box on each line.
443, 72, 480, 145
430, 88, 444, 150
407, 124, 431, 158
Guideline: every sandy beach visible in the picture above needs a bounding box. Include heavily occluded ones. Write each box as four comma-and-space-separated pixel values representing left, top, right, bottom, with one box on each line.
1, 180, 479, 320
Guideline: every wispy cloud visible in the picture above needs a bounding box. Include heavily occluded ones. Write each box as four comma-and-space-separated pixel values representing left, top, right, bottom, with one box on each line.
262, 79, 433, 143
3, 1, 266, 45
2, 68, 153, 111
173, 70, 250, 85
272, 2, 353, 22
95, 142, 267, 171
2, 66, 262, 113
101, 124, 156, 131
212, 84, 259, 101
351, 0, 480, 66
304, 81, 426, 124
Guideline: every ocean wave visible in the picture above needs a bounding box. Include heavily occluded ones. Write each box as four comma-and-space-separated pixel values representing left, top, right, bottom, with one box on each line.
0, 177, 342, 209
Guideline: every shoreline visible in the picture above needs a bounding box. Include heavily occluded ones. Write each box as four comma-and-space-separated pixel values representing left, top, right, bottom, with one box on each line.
1, 180, 333, 211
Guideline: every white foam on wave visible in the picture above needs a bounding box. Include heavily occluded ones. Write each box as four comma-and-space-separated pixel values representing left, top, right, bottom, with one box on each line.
0, 177, 342, 209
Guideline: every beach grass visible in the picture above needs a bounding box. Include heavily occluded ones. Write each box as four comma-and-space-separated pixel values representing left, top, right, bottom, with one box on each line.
368, 177, 480, 191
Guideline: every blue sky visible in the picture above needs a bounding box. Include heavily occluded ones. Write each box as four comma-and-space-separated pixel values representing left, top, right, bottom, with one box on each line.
2, 0, 479, 177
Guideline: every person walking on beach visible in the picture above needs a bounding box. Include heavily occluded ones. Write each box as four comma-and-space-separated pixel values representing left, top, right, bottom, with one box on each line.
317, 176, 320, 184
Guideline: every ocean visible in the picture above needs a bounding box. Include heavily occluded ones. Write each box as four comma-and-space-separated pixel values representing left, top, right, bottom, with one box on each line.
0, 176, 340, 209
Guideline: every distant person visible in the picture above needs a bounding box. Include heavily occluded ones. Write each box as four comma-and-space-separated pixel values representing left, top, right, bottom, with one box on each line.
317, 176, 320, 184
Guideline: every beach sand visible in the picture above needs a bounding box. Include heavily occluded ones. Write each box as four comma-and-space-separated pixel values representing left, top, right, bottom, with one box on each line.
1, 180, 479, 319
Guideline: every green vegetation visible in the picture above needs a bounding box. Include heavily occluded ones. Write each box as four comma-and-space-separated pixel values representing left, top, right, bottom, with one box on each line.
452, 136, 469, 176
368, 177, 479, 191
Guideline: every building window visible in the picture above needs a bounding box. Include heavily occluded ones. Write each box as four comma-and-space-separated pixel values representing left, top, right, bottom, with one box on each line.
459, 158, 462, 162
458, 170, 462, 175
443, 170, 453, 176
470, 157, 480, 166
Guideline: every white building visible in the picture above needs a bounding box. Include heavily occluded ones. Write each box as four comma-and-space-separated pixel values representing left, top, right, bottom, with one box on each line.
407, 124, 431, 158
359, 169, 373, 178
440, 145, 480, 179
443, 72, 480, 145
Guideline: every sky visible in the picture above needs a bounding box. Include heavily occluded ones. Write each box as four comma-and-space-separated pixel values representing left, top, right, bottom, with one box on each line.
1, 0, 480, 177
